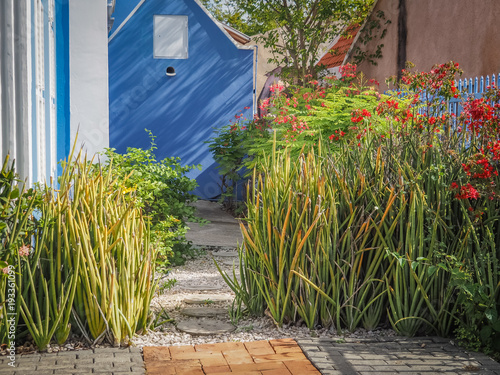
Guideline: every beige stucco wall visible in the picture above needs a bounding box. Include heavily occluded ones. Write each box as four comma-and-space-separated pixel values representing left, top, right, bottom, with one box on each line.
251, 34, 280, 99
350, 0, 500, 90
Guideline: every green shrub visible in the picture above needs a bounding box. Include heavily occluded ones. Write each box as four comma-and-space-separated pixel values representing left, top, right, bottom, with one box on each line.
223, 131, 464, 335
2, 145, 158, 350
0, 155, 38, 346
101, 131, 202, 268
221, 62, 500, 359
58, 151, 156, 346
208, 65, 386, 204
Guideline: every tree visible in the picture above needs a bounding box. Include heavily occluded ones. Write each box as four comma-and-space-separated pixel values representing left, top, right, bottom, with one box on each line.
234, 0, 374, 85
200, 0, 275, 36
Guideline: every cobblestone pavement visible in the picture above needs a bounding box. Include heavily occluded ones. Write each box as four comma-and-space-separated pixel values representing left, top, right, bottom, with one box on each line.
297, 337, 500, 375
0, 347, 145, 375
2, 337, 500, 374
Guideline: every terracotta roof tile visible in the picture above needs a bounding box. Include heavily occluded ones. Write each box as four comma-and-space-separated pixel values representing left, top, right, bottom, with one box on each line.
317, 25, 360, 69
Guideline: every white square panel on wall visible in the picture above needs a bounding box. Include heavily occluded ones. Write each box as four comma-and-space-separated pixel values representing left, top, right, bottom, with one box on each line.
154, 15, 188, 59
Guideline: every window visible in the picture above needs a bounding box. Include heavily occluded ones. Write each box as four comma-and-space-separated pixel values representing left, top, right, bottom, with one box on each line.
154, 15, 188, 59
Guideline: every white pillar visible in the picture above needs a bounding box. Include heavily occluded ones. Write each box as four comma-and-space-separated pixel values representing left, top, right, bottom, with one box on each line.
0, 0, 31, 182
69, 0, 109, 158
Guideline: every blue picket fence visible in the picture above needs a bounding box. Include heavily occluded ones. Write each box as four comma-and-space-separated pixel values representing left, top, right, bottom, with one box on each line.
448, 73, 500, 118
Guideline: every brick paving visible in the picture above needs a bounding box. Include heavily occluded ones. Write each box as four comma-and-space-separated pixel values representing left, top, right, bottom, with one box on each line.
143, 338, 319, 375
297, 337, 500, 375
2, 337, 500, 374
0, 346, 144, 375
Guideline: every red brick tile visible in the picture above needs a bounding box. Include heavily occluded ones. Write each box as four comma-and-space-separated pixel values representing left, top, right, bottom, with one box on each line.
145, 364, 177, 375
145, 359, 201, 372
202, 365, 231, 374
272, 345, 304, 354
268, 339, 303, 355
195, 342, 245, 352
260, 368, 292, 375
198, 353, 229, 367
143, 346, 171, 361
283, 360, 321, 374
144, 341, 318, 375
176, 367, 205, 375
230, 362, 287, 372
210, 372, 262, 375
222, 349, 255, 365
172, 351, 225, 362
194, 343, 224, 352
244, 341, 275, 356
252, 352, 307, 363
169, 345, 196, 359
145, 361, 203, 374
269, 339, 297, 347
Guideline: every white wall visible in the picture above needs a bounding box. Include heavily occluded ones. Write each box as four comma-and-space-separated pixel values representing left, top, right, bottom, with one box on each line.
0, 0, 31, 181
69, 0, 109, 158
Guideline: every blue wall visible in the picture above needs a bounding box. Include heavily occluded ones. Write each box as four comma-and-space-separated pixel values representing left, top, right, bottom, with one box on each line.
55, 0, 70, 174
108, 0, 254, 199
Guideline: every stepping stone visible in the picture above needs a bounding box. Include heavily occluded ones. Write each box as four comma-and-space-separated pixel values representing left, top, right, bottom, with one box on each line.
221, 259, 238, 266
178, 284, 222, 291
212, 251, 239, 258
181, 307, 228, 318
183, 295, 233, 304
176, 319, 235, 336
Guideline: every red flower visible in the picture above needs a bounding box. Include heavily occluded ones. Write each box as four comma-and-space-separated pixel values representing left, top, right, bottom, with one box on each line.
455, 184, 480, 200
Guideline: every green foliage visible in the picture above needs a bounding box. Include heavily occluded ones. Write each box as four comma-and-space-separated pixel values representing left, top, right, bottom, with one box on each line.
451, 224, 500, 357
0, 156, 38, 263
234, 0, 374, 84
1, 143, 158, 350
101, 131, 201, 268
60, 151, 156, 346
207, 111, 270, 210
219, 62, 500, 362
223, 130, 465, 334
0, 155, 38, 346
199, 0, 274, 36
350, 10, 391, 66
208, 71, 385, 202
16, 196, 81, 351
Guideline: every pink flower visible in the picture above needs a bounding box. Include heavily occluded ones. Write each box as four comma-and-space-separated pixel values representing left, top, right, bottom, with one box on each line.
19, 244, 30, 257
2, 266, 9, 274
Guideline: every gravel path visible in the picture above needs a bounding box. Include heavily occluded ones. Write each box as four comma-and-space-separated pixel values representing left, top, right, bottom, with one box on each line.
131, 250, 397, 348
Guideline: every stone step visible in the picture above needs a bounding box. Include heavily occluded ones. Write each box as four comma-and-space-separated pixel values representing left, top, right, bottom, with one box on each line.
212, 251, 239, 258
181, 307, 228, 318
176, 319, 236, 336
183, 295, 233, 305
177, 284, 223, 292
220, 259, 239, 266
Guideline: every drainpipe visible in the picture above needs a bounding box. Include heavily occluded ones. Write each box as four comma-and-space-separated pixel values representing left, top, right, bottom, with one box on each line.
397, 0, 407, 84
107, 0, 116, 32
253, 45, 258, 116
